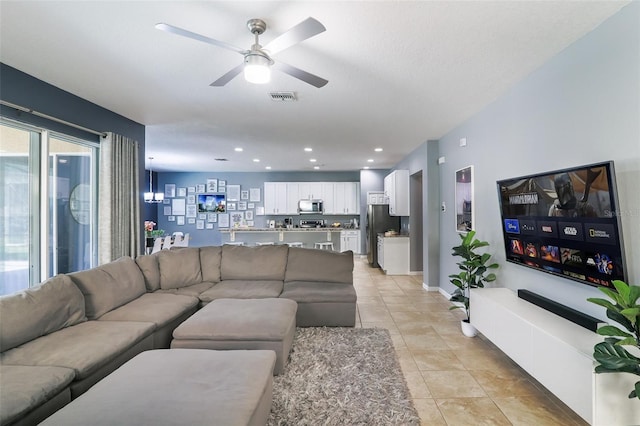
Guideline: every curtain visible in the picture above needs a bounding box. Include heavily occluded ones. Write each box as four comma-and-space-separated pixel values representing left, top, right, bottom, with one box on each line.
98, 132, 140, 264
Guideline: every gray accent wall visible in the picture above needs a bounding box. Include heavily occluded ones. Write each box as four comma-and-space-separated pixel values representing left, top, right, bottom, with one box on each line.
435, 2, 639, 320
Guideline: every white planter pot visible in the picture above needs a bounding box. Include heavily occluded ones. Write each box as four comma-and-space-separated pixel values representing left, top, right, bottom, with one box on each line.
461, 320, 478, 338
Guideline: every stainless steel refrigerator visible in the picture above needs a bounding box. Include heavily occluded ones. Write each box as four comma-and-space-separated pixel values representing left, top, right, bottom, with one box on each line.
366, 204, 401, 266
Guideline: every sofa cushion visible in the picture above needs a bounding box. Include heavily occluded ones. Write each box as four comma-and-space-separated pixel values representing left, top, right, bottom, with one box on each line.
221, 244, 288, 281
69, 257, 147, 320
285, 247, 353, 284
0, 364, 75, 426
98, 293, 199, 328
200, 246, 222, 283
135, 253, 161, 292
199, 281, 283, 304
0, 274, 86, 351
156, 282, 215, 298
280, 281, 358, 303
1, 321, 155, 380
158, 248, 202, 290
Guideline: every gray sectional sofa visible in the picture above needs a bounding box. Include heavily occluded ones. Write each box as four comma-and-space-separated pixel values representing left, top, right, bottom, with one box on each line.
0, 244, 356, 426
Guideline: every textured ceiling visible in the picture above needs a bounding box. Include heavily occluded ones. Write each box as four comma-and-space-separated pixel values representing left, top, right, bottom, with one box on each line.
0, 1, 628, 172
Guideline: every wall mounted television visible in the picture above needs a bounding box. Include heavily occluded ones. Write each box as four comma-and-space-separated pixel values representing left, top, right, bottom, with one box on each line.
496, 161, 627, 289
197, 194, 226, 213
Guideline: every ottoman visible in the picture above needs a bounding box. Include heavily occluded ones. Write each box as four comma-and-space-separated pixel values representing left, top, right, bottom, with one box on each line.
171, 298, 297, 375
40, 349, 276, 426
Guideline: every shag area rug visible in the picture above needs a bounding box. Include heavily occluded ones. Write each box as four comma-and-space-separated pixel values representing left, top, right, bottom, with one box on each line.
268, 327, 420, 426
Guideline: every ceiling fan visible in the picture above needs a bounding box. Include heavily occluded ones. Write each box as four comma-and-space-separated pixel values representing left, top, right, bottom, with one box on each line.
155, 17, 328, 88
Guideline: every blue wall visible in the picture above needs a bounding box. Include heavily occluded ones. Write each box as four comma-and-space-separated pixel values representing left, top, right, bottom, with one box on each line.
435, 2, 640, 320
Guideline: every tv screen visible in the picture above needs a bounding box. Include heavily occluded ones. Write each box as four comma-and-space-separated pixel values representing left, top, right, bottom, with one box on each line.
496, 161, 626, 289
197, 194, 226, 213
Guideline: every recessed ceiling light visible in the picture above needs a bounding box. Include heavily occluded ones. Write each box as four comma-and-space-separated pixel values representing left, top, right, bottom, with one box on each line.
374, 148, 383, 152
313, 166, 320, 170
367, 159, 374, 162
363, 166, 370, 170
304, 147, 313, 152
265, 166, 272, 170
253, 158, 260, 162
235, 147, 243, 152
309, 158, 317, 163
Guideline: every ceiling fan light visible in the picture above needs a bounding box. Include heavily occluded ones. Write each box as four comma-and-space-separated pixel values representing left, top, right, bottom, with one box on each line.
244, 54, 271, 84
144, 192, 154, 201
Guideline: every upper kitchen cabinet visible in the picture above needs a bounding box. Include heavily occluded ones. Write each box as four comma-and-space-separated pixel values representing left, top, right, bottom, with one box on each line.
298, 182, 323, 200
333, 182, 360, 215
384, 170, 409, 216
264, 182, 289, 215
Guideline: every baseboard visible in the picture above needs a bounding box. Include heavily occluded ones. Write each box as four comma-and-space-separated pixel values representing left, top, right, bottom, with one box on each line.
438, 287, 453, 300
421, 283, 440, 292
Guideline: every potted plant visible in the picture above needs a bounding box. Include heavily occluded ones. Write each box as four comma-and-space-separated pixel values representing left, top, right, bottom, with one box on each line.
449, 230, 499, 337
587, 279, 640, 400
144, 221, 165, 247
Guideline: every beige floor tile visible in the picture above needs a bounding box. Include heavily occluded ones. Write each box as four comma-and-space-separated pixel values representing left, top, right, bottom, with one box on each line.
411, 350, 465, 371
395, 348, 419, 372
492, 395, 582, 426
436, 398, 511, 426
412, 398, 447, 425
421, 370, 487, 398
402, 330, 450, 351
404, 370, 432, 398
470, 369, 541, 398
388, 332, 408, 350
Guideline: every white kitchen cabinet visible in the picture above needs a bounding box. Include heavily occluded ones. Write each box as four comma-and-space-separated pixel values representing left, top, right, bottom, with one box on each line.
264, 182, 288, 215
286, 183, 300, 214
340, 230, 361, 254
321, 182, 335, 214
298, 182, 323, 200
367, 191, 388, 205
333, 182, 360, 215
384, 170, 409, 216
470, 288, 640, 425
378, 235, 409, 275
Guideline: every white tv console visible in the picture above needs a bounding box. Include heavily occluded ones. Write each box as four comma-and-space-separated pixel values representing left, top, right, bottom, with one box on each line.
470, 288, 640, 425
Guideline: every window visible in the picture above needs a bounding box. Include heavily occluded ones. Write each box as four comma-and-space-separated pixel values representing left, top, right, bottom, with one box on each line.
0, 120, 98, 295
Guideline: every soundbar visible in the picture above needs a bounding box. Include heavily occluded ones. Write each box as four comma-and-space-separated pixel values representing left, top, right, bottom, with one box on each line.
517, 289, 603, 332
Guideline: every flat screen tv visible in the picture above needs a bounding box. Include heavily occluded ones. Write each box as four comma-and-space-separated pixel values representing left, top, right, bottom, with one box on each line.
197, 194, 226, 213
496, 161, 627, 289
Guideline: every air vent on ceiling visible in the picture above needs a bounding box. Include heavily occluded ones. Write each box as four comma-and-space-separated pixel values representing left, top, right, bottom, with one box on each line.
269, 92, 297, 102
214, 158, 229, 161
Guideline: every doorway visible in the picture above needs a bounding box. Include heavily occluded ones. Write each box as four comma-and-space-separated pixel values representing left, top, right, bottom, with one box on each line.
409, 171, 423, 272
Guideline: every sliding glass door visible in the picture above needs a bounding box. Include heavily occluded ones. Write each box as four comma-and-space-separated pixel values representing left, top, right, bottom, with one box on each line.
0, 120, 98, 295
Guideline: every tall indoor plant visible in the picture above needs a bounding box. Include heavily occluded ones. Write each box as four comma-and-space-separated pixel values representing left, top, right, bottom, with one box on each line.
449, 230, 498, 336
587, 279, 640, 400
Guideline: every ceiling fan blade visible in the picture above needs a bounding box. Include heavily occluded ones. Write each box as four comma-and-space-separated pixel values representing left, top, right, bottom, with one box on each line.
210, 63, 244, 87
263, 17, 326, 56
273, 62, 328, 88
155, 23, 246, 55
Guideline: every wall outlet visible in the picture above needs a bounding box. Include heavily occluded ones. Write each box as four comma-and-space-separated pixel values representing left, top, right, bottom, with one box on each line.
441, 202, 446, 212
459, 137, 467, 147
437, 156, 446, 165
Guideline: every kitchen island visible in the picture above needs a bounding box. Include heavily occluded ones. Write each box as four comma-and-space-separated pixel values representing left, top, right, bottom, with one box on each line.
219, 228, 359, 252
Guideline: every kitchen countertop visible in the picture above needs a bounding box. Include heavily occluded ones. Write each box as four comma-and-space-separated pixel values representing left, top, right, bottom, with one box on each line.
220, 227, 359, 232
378, 233, 410, 238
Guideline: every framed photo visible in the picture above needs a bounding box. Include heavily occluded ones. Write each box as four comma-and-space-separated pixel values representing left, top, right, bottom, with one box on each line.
206, 179, 218, 192
164, 184, 176, 198
249, 188, 260, 202
186, 204, 197, 218
188, 218, 196, 225
246, 220, 254, 227
196, 184, 205, 193
187, 186, 196, 194
163, 199, 170, 205
198, 213, 206, 220
177, 187, 187, 197
177, 216, 185, 225
455, 166, 474, 233
241, 190, 249, 200
227, 184, 241, 201
172, 199, 186, 216
245, 210, 254, 221
238, 201, 247, 210
248, 203, 255, 209
163, 206, 171, 215
231, 213, 243, 226
206, 223, 214, 229
168, 215, 175, 222
207, 213, 217, 223
227, 202, 236, 211
186, 194, 196, 205
218, 213, 229, 228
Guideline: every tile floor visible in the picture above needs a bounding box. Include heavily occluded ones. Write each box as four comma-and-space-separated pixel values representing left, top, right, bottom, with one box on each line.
352, 257, 588, 426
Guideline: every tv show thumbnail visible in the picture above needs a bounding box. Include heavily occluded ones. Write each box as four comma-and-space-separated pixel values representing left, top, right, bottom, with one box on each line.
586, 252, 614, 276
560, 248, 584, 268
540, 245, 560, 263
563, 270, 586, 281
587, 276, 611, 287
524, 260, 540, 269
543, 265, 562, 274
524, 242, 538, 258
510, 239, 524, 255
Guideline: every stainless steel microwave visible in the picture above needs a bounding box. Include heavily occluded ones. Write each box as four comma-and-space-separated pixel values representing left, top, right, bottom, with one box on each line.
298, 199, 323, 214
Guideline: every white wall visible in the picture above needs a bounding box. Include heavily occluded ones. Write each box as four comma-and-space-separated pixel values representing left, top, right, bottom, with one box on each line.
437, 2, 639, 320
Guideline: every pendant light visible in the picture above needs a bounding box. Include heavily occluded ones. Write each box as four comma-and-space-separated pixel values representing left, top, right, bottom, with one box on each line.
144, 157, 164, 203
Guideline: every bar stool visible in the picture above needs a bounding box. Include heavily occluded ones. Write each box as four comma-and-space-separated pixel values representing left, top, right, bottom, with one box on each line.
286, 242, 304, 248
255, 242, 275, 246
314, 242, 334, 251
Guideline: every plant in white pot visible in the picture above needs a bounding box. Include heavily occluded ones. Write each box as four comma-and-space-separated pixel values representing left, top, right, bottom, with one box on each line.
587, 279, 640, 400
449, 230, 499, 337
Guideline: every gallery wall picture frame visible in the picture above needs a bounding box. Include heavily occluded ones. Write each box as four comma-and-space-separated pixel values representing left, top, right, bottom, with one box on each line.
172, 199, 186, 216
227, 202, 236, 211
249, 188, 260, 202
227, 184, 241, 201
164, 184, 176, 198
248, 203, 255, 209
177, 216, 185, 225
455, 165, 474, 233
196, 220, 204, 229
187, 186, 196, 194
186, 195, 196, 205
168, 215, 175, 222
218, 213, 229, 228
207, 213, 216, 223
206, 179, 218, 192
245, 210, 254, 221
240, 190, 249, 200
238, 201, 247, 210
196, 184, 205, 193
177, 187, 187, 197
